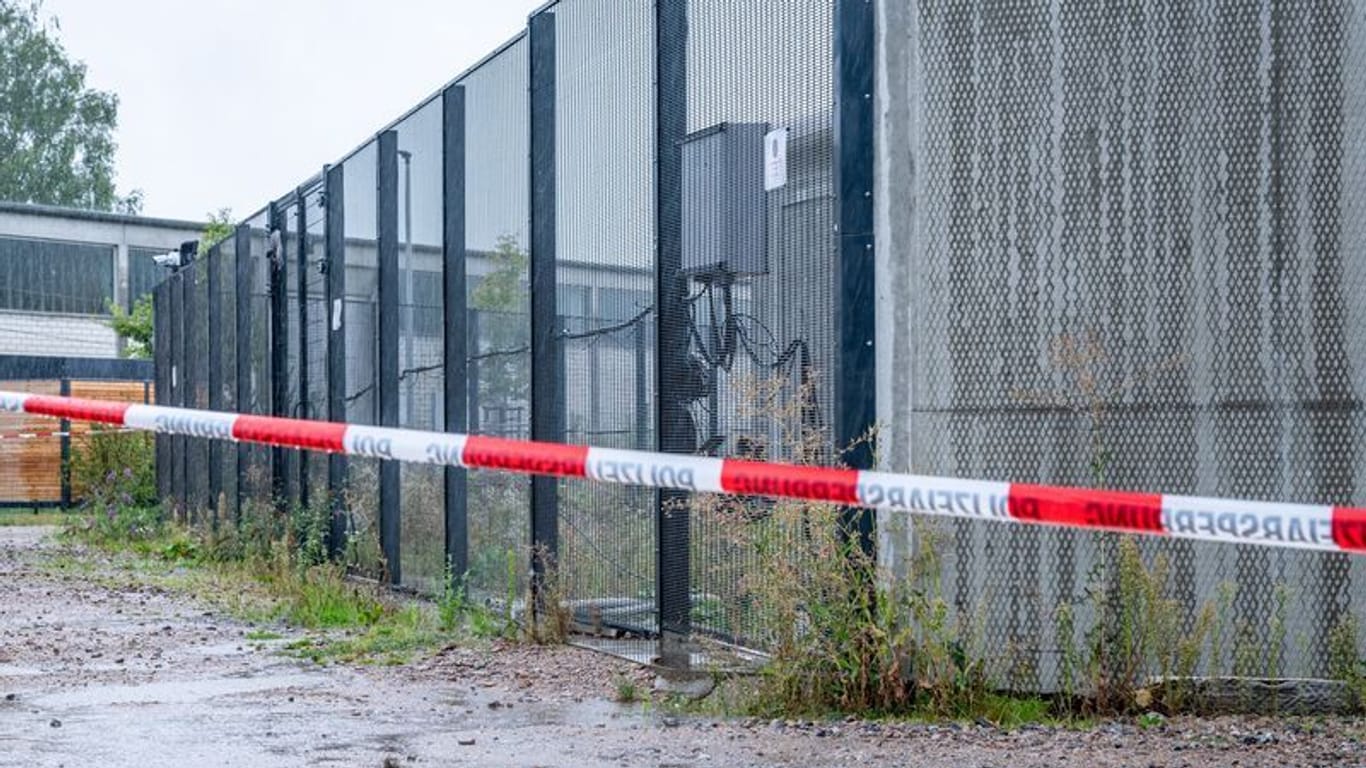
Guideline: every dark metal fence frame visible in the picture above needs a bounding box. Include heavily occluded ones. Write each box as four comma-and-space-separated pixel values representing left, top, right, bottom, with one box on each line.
528, 8, 559, 597
152, 0, 877, 669
442, 83, 469, 579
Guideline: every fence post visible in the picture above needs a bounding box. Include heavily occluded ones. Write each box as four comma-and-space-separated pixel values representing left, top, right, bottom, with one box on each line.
296, 189, 311, 514
176, 269, 190, 521
233, 223, 252, 526
207, 243, 223, 529
443, 83, 470, 581
154, 282, 169, 505
654, 0, 692, 668
377, 129, 402, 585
835, 0, 878, 557
268, 201, 288, 514
325, 164, 348, 556
59, 378, 71, 509
529, 9, 559, 588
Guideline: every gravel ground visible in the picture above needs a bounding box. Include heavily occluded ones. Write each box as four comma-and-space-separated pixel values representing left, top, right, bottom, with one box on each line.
1, 525, 1364, 767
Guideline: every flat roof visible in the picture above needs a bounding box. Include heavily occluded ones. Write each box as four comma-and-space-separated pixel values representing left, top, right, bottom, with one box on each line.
0, 201, 206, 231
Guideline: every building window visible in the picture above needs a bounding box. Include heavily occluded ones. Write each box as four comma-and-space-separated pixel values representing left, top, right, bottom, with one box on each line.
410, 269, 443, 337
0, 236, 114, 315
128, 247, 167, 309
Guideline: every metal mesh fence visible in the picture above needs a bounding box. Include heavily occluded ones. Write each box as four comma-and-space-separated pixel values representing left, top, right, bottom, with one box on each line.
186, 258, 212, 521
302, 186, 330, 508
341, 141, 383, 576
661, 0, 840, 656
549, 0, 658, 653
880, 0, 1366, 688
168, 270, 184, 518
280, 200, 302, 513
143, 0, 1366, 689
215, 235, 238, 526
241, 213, 273, 514
461, 37, 531, 602
153, 280, 171, 506
396, 99, 447, 594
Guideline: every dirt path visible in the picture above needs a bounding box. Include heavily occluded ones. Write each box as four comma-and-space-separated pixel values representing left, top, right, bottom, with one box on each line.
1, 526, 1363, 767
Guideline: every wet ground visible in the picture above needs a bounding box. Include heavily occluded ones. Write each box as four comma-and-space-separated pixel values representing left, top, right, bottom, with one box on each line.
2, 526, 1365, 767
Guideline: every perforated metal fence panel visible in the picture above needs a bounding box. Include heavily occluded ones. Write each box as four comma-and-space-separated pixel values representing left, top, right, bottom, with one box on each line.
878, 0, 1366, 689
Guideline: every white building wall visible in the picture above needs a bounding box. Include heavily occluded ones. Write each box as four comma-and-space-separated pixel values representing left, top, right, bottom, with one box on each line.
0, 310, 118, 358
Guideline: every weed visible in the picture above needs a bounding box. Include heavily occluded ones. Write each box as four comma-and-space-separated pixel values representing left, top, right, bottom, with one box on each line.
468, 607, 505, 640
1061, 537, 1210, 715
1327, 616, 1366, 709
284, 565, 385, 629
291, 495, 331, 571
503, 548, 520, 629
1137, 711, 1166, 730
290, 605, 447, 665
69, 428, 155, 509
158, 535, 199, 563
59, 469, 487, 672
438, 559, 468, 632
690, 374, 947, 718
523, 545, 571, 645
614, 675, 641, 703
245, 629, 284, 641
71, 504, 165, 547
976, 694, 1052, 729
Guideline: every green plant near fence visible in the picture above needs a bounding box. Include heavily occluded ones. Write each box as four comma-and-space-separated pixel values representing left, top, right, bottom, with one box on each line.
70, 427, 155, 508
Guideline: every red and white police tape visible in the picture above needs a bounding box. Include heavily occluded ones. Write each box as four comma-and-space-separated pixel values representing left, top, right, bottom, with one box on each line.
4, 390, 1365, 556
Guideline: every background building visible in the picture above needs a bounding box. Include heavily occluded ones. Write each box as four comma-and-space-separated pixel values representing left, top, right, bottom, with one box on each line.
0, 202, 203, 358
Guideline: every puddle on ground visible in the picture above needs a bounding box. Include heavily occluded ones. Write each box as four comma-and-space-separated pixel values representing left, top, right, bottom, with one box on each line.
33, 672, 324, 708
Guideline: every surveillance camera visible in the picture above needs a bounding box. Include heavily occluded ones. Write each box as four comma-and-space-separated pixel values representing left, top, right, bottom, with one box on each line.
152, 251, 182, 269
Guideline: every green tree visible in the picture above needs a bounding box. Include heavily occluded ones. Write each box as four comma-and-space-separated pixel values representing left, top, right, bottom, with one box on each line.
0, 1, 138, 210
198, 207, 233, 255
108, 293, 152, 359
471, 234, 528, 313
471, 235, 529, 421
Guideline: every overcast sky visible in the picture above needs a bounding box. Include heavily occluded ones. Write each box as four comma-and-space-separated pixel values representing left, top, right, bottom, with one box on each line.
40, 0, 545, 222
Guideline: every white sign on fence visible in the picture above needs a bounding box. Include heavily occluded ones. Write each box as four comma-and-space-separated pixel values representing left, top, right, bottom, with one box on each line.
764, 127, 788, 191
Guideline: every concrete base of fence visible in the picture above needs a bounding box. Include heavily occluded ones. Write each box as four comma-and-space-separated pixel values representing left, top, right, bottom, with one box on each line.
1143, 677, 1360, 716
